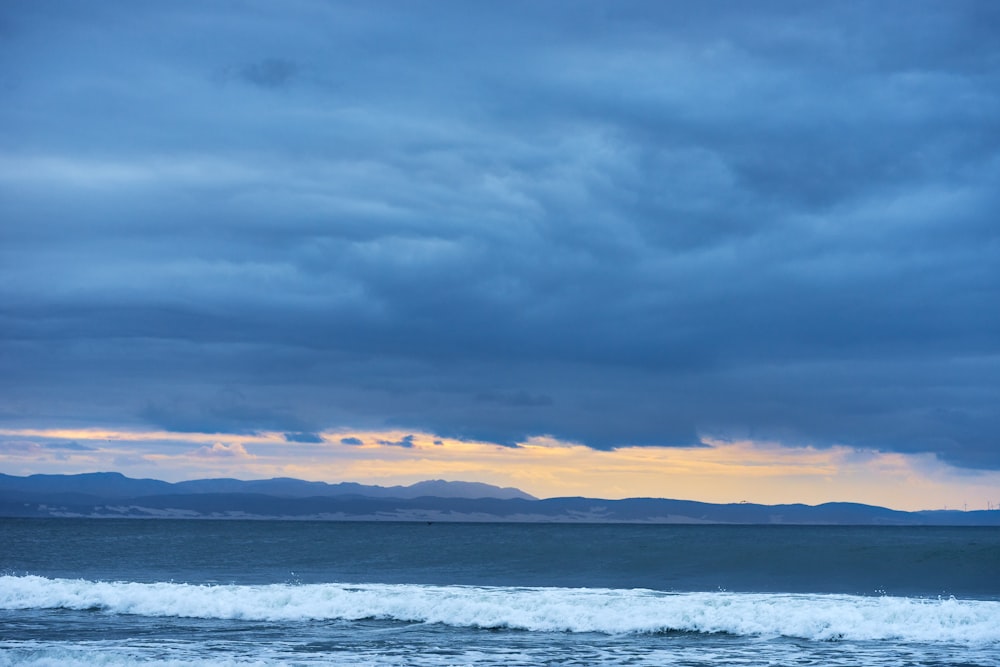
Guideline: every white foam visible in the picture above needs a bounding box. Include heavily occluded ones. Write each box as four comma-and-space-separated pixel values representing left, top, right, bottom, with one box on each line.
2, 576, 998, 644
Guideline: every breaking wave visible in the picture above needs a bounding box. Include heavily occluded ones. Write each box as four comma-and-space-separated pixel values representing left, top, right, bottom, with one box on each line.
2, 575, 998, 644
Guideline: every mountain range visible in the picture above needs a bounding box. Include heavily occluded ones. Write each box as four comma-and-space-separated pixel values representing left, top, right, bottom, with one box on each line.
0, 472, 534, 501
2, 472, 998, 525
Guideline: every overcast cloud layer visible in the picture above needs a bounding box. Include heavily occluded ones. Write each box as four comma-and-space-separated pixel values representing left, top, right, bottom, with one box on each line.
2, 1, 999, 470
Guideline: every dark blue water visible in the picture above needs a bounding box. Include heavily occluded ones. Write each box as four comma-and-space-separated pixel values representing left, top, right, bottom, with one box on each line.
2, 519, 999, 665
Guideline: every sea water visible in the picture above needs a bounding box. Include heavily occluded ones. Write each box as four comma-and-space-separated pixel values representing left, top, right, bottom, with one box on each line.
1, 519, 998, 665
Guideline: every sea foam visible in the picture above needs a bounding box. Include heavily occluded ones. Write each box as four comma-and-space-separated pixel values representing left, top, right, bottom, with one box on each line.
2, 575, 997, 643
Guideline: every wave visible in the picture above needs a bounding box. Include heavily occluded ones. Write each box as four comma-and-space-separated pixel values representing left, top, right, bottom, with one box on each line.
2, 576, 998, 643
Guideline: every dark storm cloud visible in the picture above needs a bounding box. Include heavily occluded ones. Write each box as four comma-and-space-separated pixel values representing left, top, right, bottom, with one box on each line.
1, 1, 998, 468
140, 389, 319, 435
476, 391, 554, 408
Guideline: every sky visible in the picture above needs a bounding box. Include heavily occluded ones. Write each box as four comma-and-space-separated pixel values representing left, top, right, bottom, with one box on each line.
1, 1, 999, 511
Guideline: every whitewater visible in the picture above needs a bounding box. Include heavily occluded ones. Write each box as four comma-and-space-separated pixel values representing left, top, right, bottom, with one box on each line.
4, 575, 1000, 643
2, 519, 998, 665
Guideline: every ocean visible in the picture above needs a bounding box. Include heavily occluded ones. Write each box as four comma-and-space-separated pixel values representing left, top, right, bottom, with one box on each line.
1, 519, 998, 666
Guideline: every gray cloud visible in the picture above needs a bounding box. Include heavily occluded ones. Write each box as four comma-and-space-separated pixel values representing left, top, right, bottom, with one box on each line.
284, 431, 324, 444
377, 435, 416, 449
476, 391, 554, 408
1, 1, 998, 469
140, 389, 319, 435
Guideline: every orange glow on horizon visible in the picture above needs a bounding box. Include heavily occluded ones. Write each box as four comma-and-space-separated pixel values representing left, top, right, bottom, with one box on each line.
1, 427, 998, 512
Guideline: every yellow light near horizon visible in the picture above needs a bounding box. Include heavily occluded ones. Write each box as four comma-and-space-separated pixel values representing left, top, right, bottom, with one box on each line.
3, 426, 998, 511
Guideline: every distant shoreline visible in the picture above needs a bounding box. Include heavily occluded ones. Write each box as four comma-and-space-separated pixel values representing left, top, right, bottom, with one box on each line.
3, 472, 998, 526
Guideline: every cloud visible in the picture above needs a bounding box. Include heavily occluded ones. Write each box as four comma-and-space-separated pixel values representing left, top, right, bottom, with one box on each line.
377, 435, 416, 449
0, 439, 93, 455
340, 437, 363, 446
0, 1, 998, 473
140, 391, 318, 435
48, 440, 94, 451
0, 440, 42, 455
192, 442, 255, 459
284, 431, 323, 443
476, 391, 554, 408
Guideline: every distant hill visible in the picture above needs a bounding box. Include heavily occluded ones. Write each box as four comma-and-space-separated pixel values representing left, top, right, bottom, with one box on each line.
0, 472, 536, 501
1, 472, 998, 525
